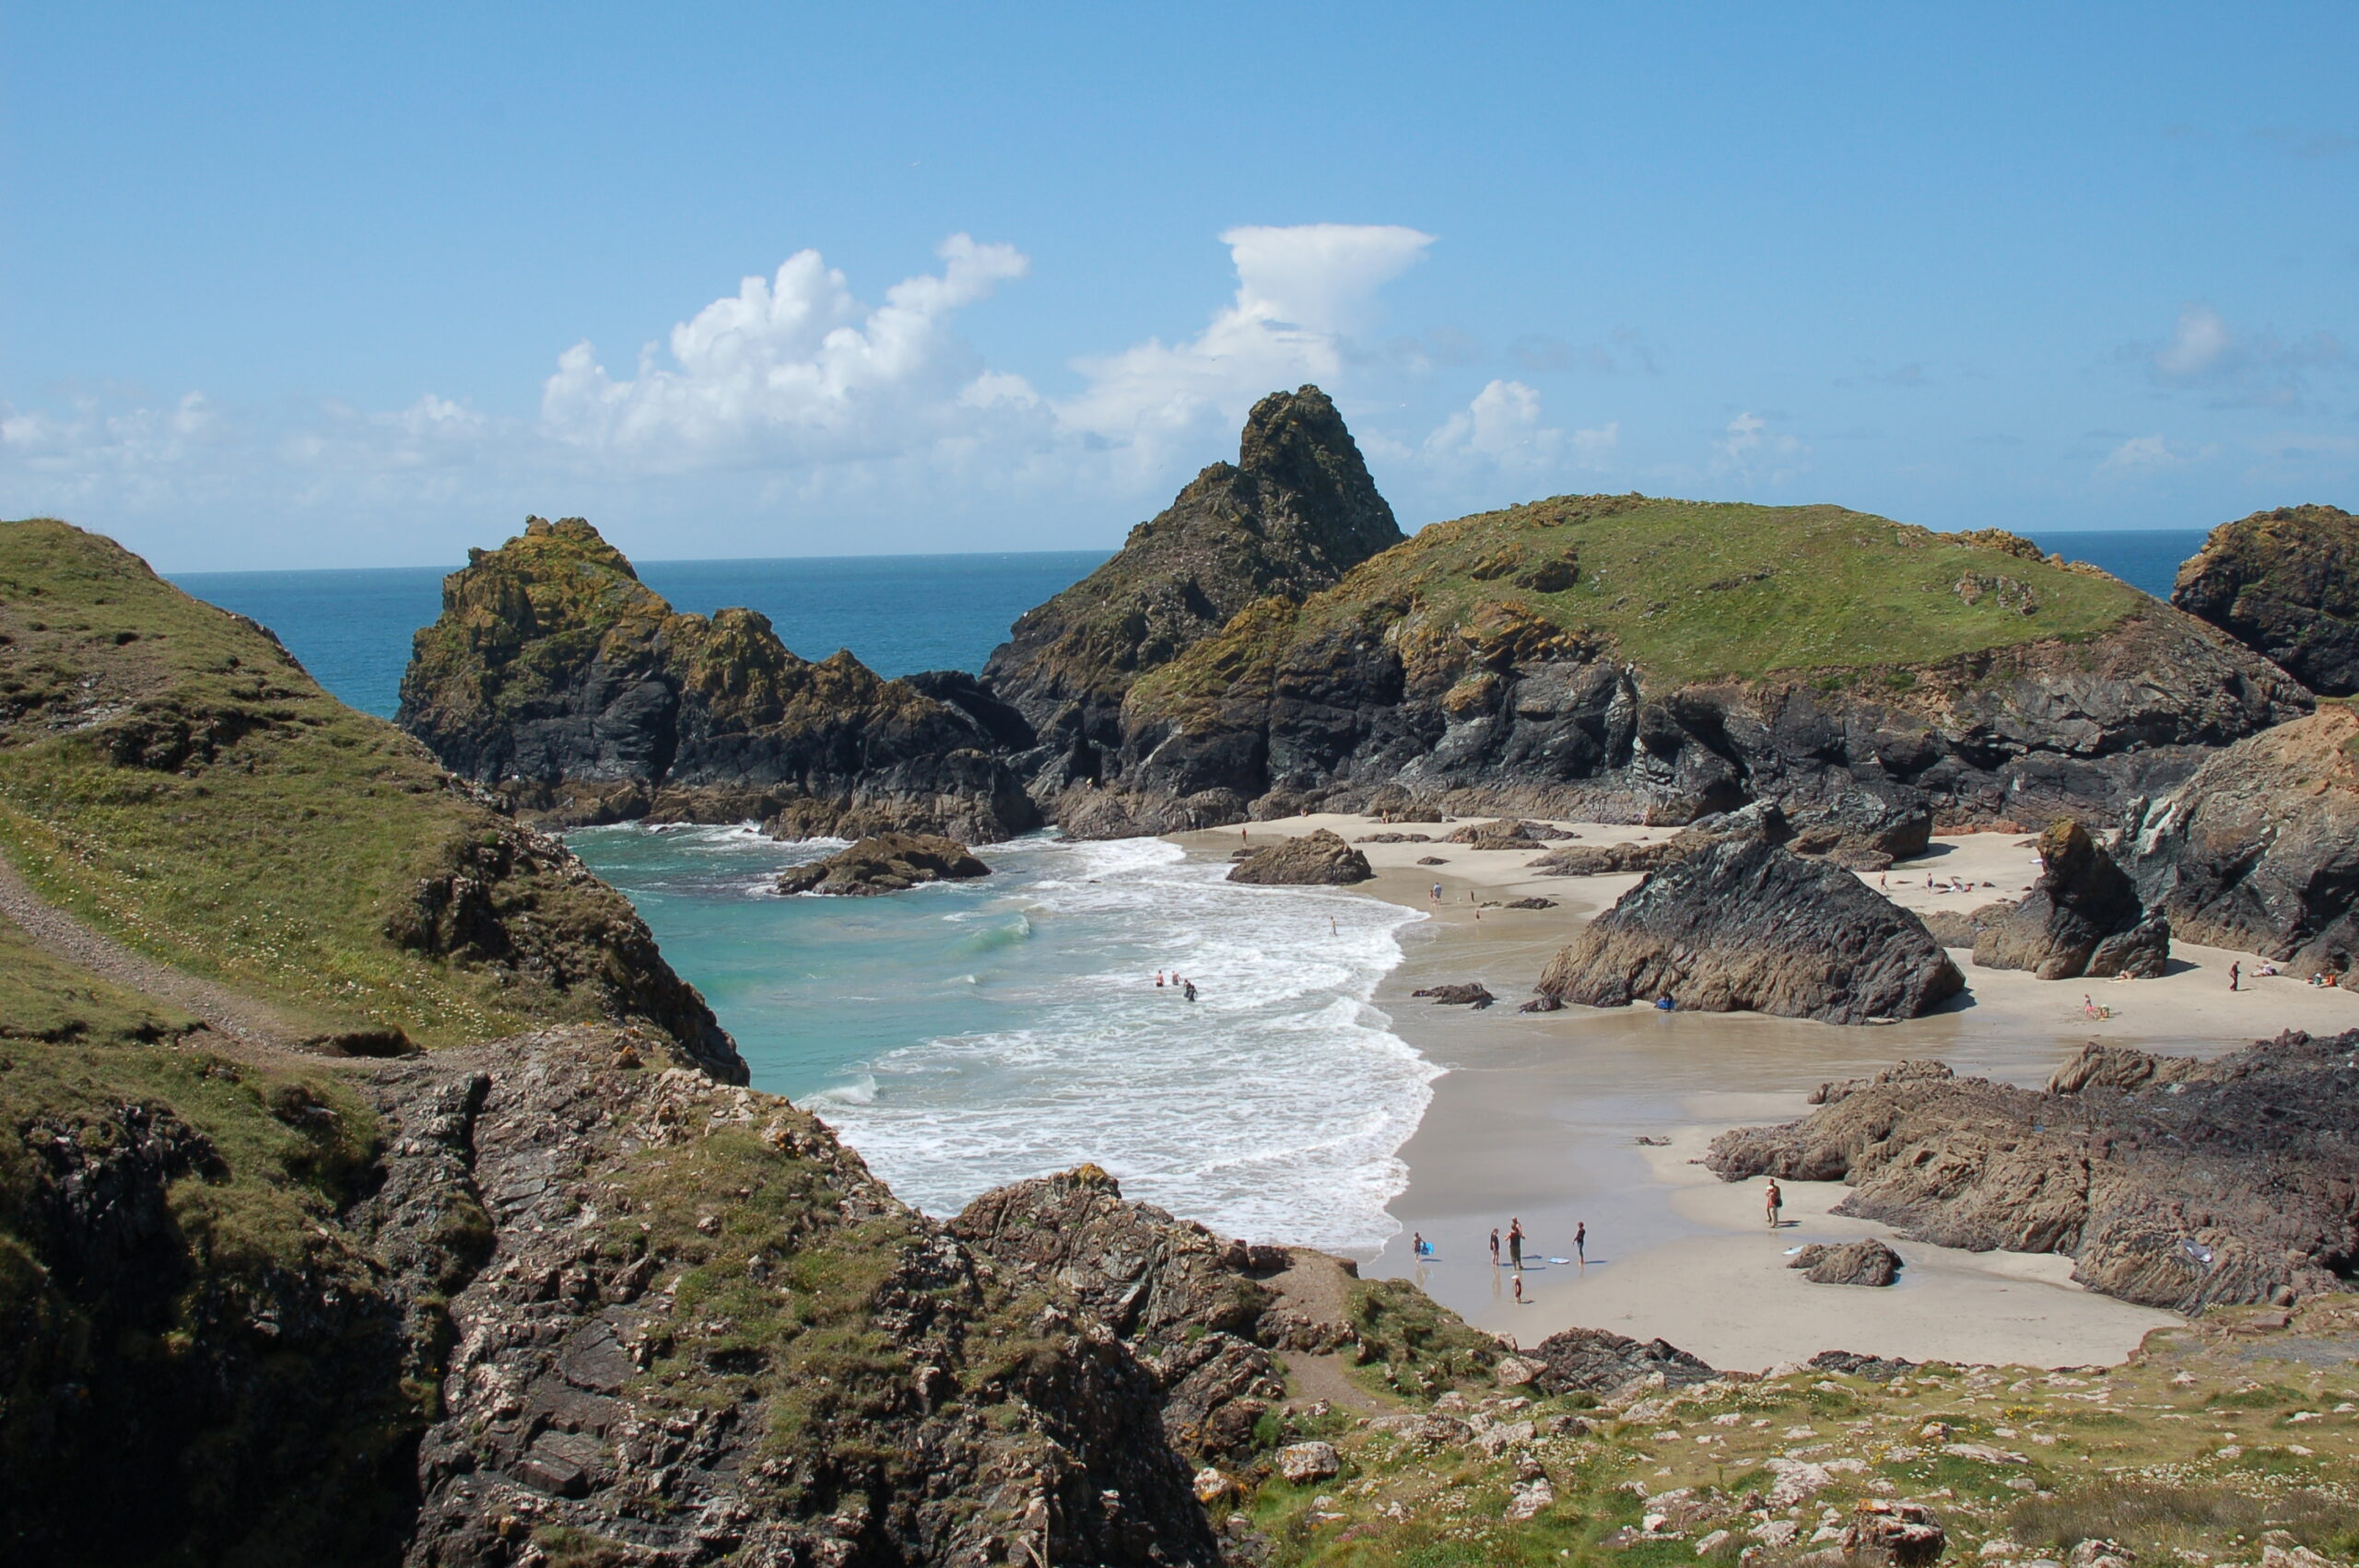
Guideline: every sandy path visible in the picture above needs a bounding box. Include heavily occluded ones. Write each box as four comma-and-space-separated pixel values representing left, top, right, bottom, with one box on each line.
0, 851, 312, 1049
1174, 811, 2359, 1371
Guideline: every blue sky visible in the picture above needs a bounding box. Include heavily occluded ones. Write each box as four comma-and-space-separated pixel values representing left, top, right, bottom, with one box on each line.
4, 4, 2354, 570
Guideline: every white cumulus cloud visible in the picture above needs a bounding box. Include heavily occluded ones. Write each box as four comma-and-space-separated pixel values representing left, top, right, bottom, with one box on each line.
2143, 303, 2347, 409
1421, 379, 1617, 475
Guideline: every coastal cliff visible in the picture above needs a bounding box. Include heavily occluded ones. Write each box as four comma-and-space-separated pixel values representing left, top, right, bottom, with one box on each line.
398, 518, 1040, 840
1079, 494, 2306, 837
981, 385, 1404, 792
2173, 503, 2359, 696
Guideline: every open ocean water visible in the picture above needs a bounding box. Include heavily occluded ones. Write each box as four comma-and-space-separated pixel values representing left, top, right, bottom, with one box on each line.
167, 527, 2208, 1246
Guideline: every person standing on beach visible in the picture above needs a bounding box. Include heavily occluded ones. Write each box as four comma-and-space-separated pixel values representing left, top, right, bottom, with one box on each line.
1765, 1179, 1783, 1228
1489, 1227, 1500, 1268
1430, 882, 1443, 904
1508, 1217, 1525, 1270
1512, 1274, 1524, 1305
2230, 961, 2240, 992
1575, 1221, 1586, 1264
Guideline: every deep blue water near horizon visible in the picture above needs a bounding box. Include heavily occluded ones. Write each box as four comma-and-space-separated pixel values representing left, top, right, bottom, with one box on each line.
162, 527, 2211, 1244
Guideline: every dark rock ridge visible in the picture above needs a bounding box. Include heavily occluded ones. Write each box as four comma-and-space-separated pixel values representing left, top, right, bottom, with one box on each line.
1226, 828, 1374, 885
1790, 1238, 1903, 1286
1535, 834, 1965, 1024
1706, 1028, 2359, 1312
1412, 983, 1496, 1006
775, 832, 990, 896
2122, 705, 2359, 983
2173, 503, 2359, 696
398, 517, 1041, 840
1971, 818, 2168, 980
1078, 494, 2306, 840
983, 385, 1404, 782
1524, 1327, 1718, 1398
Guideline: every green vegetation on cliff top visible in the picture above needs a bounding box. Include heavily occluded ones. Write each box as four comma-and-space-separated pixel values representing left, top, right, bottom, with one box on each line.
1132, 495, 2151, 717
0, 517, 670, 1047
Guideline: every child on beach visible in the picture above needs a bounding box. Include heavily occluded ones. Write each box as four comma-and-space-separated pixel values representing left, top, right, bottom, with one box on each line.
1765, 1179, 1783, 1228
1489, 1228, 1500, 1267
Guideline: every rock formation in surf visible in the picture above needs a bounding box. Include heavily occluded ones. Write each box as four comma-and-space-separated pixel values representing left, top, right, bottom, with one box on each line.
1970, 818, 2169, 980
1706, 1028, 2359, 1312
2121, 705, 2359, 983
1535, 834, 1964, 1024
775, 831, 991, 895
982, 385, 1404, 790
398, 516, 1041, 840
1226, 827, 1375, 885
2173, 503, 2359, 696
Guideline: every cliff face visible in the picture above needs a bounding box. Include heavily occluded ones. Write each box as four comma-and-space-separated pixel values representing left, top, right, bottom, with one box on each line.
2173, 503, 2359, 696
980, 386, 1403, 773
399, 518, 1041, 841
2122, 704, 2359, 981
1074, 496, 2306, 837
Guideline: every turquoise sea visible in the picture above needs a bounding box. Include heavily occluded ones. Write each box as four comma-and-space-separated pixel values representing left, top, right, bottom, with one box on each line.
166, 528, 2210, 1246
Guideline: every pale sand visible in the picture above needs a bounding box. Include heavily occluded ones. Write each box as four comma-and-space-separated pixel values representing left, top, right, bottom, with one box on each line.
1173, 812, 2359, 1371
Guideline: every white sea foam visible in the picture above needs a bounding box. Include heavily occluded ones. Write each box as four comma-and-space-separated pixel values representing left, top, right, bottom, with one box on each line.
808, 837, 1437, 1253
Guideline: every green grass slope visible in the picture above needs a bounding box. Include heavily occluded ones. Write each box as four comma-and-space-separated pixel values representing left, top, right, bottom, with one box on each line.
0, 518, 722, 1054
1132, 495, 2150, 718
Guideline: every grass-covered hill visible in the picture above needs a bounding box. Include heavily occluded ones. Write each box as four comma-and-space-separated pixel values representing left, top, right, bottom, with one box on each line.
1132, 495, 2152, 720
0, 517, 736, 1068
1094, 493, 2303, 831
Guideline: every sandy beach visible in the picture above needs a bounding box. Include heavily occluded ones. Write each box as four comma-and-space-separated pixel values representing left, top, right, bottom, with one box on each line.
1170, 812, 2359, 1372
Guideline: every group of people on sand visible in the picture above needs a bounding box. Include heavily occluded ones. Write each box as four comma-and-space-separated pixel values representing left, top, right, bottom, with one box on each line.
1409, 1217, 1591, 1306
1152, 970, 1198, 1002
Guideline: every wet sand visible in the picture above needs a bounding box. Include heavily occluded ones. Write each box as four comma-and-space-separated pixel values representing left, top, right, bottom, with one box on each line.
1172, 812, 2359, 1371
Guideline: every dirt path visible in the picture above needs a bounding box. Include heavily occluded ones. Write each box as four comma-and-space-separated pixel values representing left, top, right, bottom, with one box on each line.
1270, 1251, 1402, 1415
0, 852, 311, 1050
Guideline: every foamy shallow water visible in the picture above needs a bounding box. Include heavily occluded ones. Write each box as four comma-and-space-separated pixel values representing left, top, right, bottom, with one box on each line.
568, 827, 1436, 1252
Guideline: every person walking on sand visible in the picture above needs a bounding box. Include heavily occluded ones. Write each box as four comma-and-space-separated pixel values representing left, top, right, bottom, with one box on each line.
1489, 1227, 1500, 1268
1575, 1221, 1586, 1264
1765, 1178, 1783, 1229
1508, 1217, 1525, 1270
2230, 961, 2240, 992
1431, 882, 1443, 904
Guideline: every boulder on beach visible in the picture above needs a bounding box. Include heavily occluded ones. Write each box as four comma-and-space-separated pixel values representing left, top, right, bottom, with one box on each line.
1440, 818, 1576, 848
1355, 831, 1432, 843
1789, 1238, 1902, 1286
777, 833, 991, 896
1226, 829, 1374, 885
1535, 834, 1964, 1024
1504, 896, 1556, 910
2122, 706, 2359, 983
1706, 1027, 2359, 1312
1525, 1326, 1717, 1398
1972, 819, 2167, 979
1411, 983, 1496, 1006
1415, 855, 1449, 865
1919, 901, 2014, 949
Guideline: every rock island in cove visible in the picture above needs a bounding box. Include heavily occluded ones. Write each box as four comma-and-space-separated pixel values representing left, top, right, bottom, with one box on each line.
8, 391, 2359, 1566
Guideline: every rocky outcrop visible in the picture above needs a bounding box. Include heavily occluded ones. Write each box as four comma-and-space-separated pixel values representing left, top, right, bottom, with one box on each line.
1920, 902, 2014, 949
2044, 1041, 2201, 1095
1226, 829, 1374, 885
2173, 504, 2359, 696
983, 386, 1404, 774
1086, 495, 2306, 838
1535, 835, 1965, 1024
1411, 983, 1496, 1006
1439, 818, 1575, 848
1972, 819, 2168, 979
1524, 1327, 1717, 1398
1790, 1238, 1902, 1286
2122, 706, 2359, 981
776, 832, 990, 896
398, 517, 1040, 840
1706, 1029, 2359, 1312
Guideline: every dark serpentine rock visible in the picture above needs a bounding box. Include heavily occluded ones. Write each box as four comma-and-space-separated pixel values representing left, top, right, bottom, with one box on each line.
982, 385, 1403, 779
2122, 705, 2359, 983
398, 517, 1040, 841
775, 832, 990, 895
1790, 1238, 1903, 1286
1525, 1327, 1718, 1398
1226, 828, 1373, 885
1706, 1028, 2359, 1312
2173, 503, 2359, 696
1535, 834, 1965, 1024
1972, 818, 2169, 979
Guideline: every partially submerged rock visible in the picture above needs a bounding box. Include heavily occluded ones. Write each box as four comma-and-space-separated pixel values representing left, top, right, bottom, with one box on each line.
1412, 983, 1496, 1007
2173, 503, 2359, 696
1707, 1028, 2359, 1311
775, 832, 990, 896
1789, 1238, 1902, 1286
1973, 818, 2168, 979
2122, 706, 2359, 981
1226, 829, 1374, 885
1535, 835, 1964, 1024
